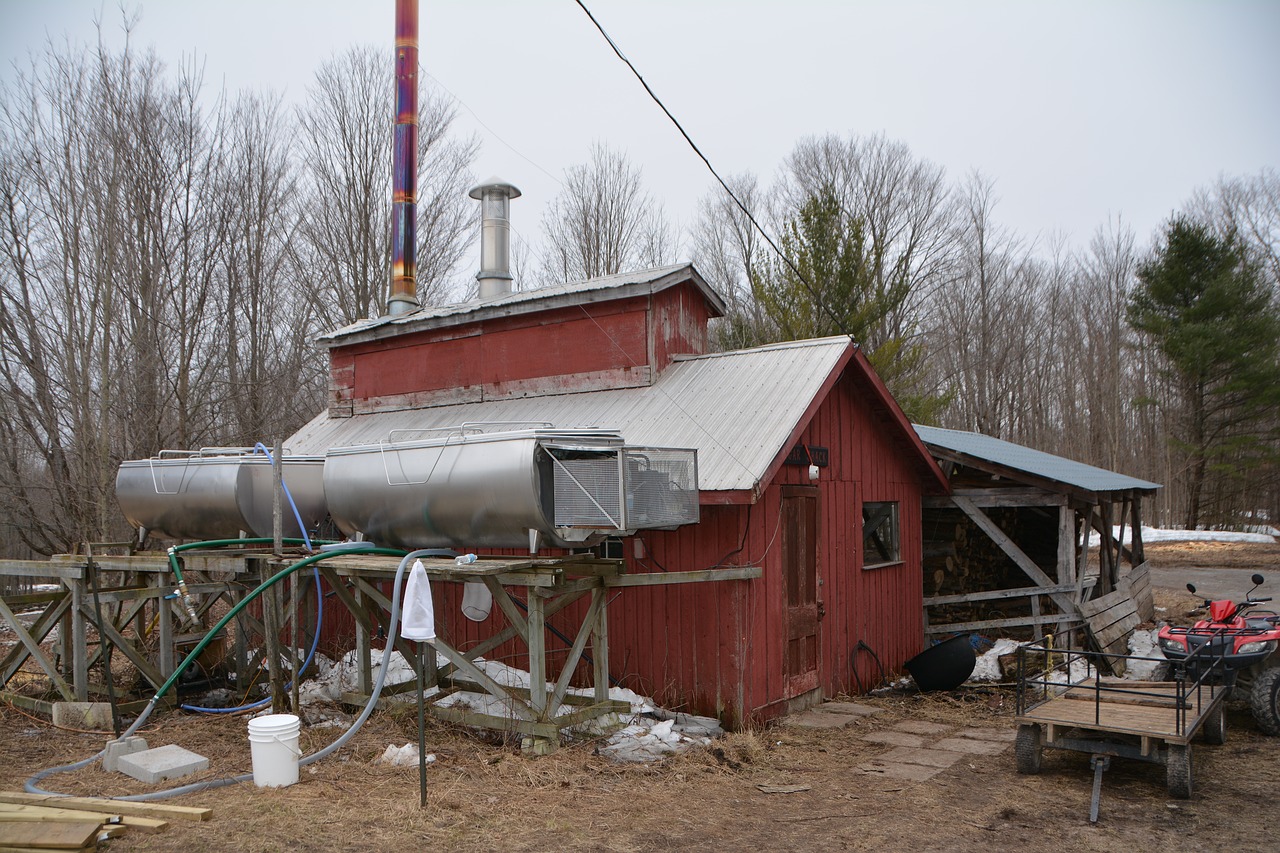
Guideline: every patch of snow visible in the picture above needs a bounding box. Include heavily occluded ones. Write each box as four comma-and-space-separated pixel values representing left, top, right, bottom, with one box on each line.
378, 743, 435, 767
969, 638, 1022, 682
1088, 525, 1275, 546
1123, 629, 1168, 681
289, 646, 721, 763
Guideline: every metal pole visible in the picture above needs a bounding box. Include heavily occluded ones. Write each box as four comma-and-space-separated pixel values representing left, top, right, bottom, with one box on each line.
417, 640, 427, 808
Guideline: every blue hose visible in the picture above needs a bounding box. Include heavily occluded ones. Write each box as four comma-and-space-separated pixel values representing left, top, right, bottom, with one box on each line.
252, 442, 313, 551
178, 563, 324, 714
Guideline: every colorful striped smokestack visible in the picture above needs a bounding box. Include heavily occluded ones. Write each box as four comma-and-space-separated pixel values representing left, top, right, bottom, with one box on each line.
386, 0, 420, 316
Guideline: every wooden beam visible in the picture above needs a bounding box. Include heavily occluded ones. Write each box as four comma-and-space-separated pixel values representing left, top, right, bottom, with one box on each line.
924, 488, 1066, 509
0, 792, 210, 822
951, 496, 1078, 615
925, 614, 1079, 635
604, 566, 762, 587
923, 582, 1080, 607
0, 595, 74, 701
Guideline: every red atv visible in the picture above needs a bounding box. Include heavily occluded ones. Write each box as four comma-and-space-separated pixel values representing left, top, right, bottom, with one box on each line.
1157, 572, 1280, 735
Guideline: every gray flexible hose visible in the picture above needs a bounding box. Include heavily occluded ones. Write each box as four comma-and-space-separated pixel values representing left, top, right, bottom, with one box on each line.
25, 548, 440, 801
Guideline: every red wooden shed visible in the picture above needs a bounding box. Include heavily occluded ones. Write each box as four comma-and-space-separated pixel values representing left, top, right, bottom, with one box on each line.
289, 263, 949, 726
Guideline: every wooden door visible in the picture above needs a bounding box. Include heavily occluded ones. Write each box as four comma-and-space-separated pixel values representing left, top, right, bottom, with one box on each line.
781, 485, 820, 696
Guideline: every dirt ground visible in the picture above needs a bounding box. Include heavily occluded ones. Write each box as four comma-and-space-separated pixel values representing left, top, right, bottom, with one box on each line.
2, 543, 1278, 852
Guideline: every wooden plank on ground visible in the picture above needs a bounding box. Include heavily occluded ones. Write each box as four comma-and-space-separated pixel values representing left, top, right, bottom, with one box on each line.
0, 803, 120, 823
0, 819, 101, 849
0, 793, 209, 822
1079, 587, 1141, 675
1119, 561, 1154, 622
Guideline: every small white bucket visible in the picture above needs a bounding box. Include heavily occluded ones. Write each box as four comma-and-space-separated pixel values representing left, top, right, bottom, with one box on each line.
247, 713, 301, 788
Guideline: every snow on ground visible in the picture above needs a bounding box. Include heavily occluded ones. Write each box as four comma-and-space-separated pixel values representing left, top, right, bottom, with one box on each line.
275, 648, 722, 763
1088, 525, 1276, 546
967, 628, 1166, 686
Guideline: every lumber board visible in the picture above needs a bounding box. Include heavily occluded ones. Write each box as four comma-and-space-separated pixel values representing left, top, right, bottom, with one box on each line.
0, 820, 101, 849
0, 793, 209, 822
1119, 561, 1154, 622
0, 804, 120, 823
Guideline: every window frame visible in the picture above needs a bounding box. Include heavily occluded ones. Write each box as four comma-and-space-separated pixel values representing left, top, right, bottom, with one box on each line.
861, 500, 902, 570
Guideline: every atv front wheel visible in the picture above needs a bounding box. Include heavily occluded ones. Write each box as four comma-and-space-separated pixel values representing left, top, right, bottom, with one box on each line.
1251, 666, 1280, 736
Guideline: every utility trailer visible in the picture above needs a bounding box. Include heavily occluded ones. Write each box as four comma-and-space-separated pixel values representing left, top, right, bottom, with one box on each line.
1013, 631, 1230, 807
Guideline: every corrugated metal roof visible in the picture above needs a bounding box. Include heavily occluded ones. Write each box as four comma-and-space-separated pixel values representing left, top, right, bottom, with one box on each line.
288, 336, 853, 493
913, 424, 1161, 494
320, 263, 726, 344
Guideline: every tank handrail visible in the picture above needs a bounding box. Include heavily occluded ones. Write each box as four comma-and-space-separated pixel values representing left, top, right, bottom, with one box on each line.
385, 426, 481, 442
197, 446, 260, 457
460, 420, 554, 432
154, 449, 201, 459
147, 456, 192, 495
378, 433, 467, 486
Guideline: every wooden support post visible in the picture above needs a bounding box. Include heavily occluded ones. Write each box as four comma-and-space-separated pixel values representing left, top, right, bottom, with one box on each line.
155, 574, 174, 680
261, 561, 285, 714
70, 578, 87, 701
593, 586, 610, 705
527, 591, 547, 719
355, 581, 372, 697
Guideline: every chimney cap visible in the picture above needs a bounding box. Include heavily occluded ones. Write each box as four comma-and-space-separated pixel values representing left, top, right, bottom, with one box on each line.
469, 176, 522, 200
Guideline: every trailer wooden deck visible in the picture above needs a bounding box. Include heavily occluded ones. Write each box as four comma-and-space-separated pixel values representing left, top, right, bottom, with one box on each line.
1013, 639, 1231, 798
1016, 678, 1225, 747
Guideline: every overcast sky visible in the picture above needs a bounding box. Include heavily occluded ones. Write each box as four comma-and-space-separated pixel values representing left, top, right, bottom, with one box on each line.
2, 0, 1278, 265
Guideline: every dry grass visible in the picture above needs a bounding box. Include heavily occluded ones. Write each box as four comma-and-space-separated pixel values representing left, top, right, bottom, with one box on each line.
1, 541, 1278, 850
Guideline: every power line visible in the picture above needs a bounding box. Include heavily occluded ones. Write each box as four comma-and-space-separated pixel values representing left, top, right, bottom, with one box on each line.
571, 0, 853, 341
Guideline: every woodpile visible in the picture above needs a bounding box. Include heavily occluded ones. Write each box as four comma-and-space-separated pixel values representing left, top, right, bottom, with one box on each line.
0, 791, 209, 850
924, 508, 1038, 628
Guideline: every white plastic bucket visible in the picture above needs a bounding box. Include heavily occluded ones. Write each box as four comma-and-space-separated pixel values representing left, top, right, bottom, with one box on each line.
247, 713, 301, 788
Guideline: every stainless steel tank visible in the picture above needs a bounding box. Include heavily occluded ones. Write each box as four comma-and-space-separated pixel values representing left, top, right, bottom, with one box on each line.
323, 427, 698, 550
115, 450, 327, 541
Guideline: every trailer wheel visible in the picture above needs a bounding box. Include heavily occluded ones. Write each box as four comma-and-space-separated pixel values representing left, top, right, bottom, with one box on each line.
1015, 724, 1042, 774
1166, 744, 1193, 799
1251, 666, 1280, 736
1202, 702, 1227, 745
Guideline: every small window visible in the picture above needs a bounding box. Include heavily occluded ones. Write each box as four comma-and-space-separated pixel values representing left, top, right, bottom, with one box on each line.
862, 501, 900, 569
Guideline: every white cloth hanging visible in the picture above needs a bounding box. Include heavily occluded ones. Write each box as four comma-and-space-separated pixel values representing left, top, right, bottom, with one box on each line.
400, 560, 436, 641
461, 580, 493, 622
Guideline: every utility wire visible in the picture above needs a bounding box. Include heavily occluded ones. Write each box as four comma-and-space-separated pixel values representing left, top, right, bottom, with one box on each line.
572, 0, 853, 340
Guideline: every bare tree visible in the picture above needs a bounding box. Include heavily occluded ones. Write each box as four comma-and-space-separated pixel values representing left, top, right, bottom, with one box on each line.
689, 172, 770, 349
294, 45, 478, 327
218, 91, 324, 443
780, 133, 955, 351
538, 142, 675, 285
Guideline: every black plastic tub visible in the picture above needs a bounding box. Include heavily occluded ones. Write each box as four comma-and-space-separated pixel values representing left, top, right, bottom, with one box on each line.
905, 635, 976, 692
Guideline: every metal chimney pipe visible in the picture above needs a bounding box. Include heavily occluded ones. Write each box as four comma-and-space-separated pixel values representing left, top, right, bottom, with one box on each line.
386, 0, 420, 316
469, 177, 521, 300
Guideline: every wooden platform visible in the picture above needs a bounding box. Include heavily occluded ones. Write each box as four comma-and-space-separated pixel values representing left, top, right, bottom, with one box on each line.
1016, 678, 1226, 745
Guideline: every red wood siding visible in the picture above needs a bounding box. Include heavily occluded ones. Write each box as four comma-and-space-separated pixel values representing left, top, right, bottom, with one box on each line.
649, 284, 711, 371
314, 366, 928, 728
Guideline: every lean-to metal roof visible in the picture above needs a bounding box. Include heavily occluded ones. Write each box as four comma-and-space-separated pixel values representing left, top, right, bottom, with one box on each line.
289, 336, 853, 494
320, 263, 726, 346
913, 425, 1160, 495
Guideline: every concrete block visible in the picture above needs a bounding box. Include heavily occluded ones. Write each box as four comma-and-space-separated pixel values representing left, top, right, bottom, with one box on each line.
781, 710, 858, 729
857, 760, 943, 781
860, 730, 926, 748
817, 701, 881, 717
891, 720, 953, 735
933, 736, 1007, 756
102, 736, 149, 773
52, 702, 113, 731
878, 746, 965, 768
117, 744, 209, 784
958, 726, 1017, 742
